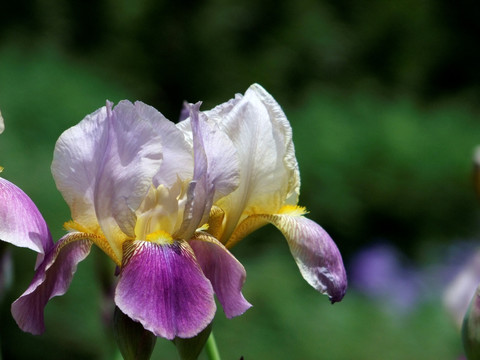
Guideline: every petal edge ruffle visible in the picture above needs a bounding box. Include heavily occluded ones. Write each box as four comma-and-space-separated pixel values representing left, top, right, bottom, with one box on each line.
11, 233, 92, 334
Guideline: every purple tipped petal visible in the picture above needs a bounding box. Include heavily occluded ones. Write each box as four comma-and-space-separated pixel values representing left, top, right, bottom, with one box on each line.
190, 235, 251, 318
266, 214, 347, 303
0, 178, 53, 260
115, 240, 215, 340
11, 234, 92, 334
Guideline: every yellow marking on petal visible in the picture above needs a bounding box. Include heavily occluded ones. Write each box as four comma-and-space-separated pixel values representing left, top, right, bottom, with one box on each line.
225, 214, 269, 249
278, 205, 308, 216
146, 230, 174, 245
197, 223, 209, 231
64, 220, 91, 233
207, 205, 225, 241
225, 207, 307, 249
63, 220, 121, 266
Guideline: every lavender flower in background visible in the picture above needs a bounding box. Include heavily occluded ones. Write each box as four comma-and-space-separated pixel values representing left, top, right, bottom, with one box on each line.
350, 242, 423, 312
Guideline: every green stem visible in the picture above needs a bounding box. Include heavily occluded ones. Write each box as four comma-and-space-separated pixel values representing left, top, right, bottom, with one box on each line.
205, 332, 221, 360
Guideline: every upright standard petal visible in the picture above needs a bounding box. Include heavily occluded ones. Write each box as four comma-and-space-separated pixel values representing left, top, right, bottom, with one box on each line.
0, 177, 53, 259
206, 84, 299, 242
52, 101, 165, 260
190, 234, 251, 318
176, 103, 239, 240
11, 233, 92, 334
133, 101, 193, 189
52, 106, 109, 232
115, 240, 215, 340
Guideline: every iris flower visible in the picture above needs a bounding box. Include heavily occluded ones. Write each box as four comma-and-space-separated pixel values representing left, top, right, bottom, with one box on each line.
2, 84, 346, 341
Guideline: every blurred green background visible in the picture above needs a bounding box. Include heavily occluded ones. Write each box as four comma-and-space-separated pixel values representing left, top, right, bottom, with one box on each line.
1, 0, 480, 358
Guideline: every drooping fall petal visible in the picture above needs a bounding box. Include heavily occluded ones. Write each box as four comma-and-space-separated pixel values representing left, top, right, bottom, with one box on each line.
11, 233, 92, 334
115, 240, 216, 340
190, 234, 251, 318
0, 177, 53, 261
234, 212, 347, 303
270, 215, 346, 303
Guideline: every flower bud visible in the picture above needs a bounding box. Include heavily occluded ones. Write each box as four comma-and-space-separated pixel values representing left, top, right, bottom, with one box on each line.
172, 323, 212, 360
113, 306, 157, 360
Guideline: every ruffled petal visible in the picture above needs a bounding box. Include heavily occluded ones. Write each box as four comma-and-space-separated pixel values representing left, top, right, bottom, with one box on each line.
11, 233, 92, 334
0, 177, 53, 261
190, 233, 251, 318
134, 101, 193, 188
236, 212, 347, 303
51, 106, 109, 232
115, 240, 215, 340
206, 84, 299, 242
52, 101, 164, 259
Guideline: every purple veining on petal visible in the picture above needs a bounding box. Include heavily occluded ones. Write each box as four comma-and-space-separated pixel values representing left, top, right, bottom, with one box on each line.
11, 234, 92, 334
115, 240, 215, 340
0, 177, 53, 263
190, 236, 251, 318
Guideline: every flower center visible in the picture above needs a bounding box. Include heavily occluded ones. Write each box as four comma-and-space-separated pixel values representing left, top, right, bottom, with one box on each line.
145, 230, 174, 245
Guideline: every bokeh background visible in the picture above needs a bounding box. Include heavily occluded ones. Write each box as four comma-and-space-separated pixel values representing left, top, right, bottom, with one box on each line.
1, 0, 480, 358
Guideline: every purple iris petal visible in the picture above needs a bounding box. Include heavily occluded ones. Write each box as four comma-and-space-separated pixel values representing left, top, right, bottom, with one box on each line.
0, 177, 53, 264
270, 215, 347, 303
11, 234, 92, 334
190, 236, 251, 318
115, 240, 216, 340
